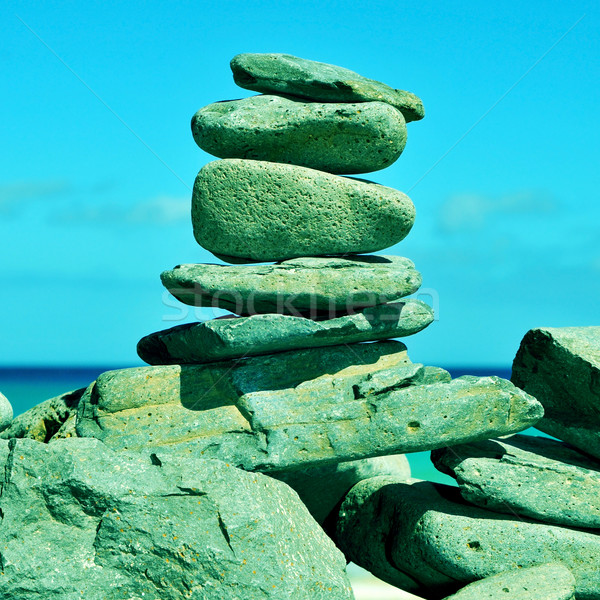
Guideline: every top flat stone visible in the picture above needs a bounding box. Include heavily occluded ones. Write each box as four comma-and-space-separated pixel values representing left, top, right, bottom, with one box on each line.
192, 159, 415, 262
230, 53, 424, 122
512, 326, 600, 459
192, 95, 407, 174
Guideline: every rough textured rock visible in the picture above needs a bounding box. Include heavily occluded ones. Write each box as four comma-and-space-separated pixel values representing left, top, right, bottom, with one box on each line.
272, 454, 411, 525
230, 53, 424, 122
512, 326, 600, 459
76, 340, 542, 473
0, 388, 84, 442
137, 299, 433, 365
192, 159, 415, 262
336, 477, 600, 599
0, 390, 13, 432
161, 255, 422, 317
192, 95, 407, 174
432, 433, 600, 528
442, 563, 576, 600
0, 437, 353, 599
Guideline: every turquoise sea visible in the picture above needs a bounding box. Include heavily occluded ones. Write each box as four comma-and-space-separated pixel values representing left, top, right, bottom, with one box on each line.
0, 366, 514, 485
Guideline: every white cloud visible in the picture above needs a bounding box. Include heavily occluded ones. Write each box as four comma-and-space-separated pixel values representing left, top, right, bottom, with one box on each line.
52, 195, 190, 226
438, 189, 558, 234
0, 180, 71, 215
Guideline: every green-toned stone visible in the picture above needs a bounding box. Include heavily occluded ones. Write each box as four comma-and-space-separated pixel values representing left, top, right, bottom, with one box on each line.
336, 477, 600, 599
512, 326, 600, 459
432, 434, 600, 528
192, 159, 415, 262
76, 341, 542, 473
137, 299, 433, 365
442, 564, 576, 600
0, 437, 352, 599
0, 388, 84, 442
161, 255, 422, 317
230, 53, 424, 122
0, 391, 13, 432
192, 95, 407, 174
272, 454, 411, 525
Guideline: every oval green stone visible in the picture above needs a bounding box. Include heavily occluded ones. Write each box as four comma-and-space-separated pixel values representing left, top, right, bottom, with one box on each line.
192, 95, 407, 174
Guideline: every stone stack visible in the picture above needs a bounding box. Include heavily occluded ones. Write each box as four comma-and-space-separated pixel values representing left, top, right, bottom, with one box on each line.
0, 55, 555, 600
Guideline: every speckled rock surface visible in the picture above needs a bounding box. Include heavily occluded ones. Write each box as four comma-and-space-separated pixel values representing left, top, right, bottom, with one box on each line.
336, 478, 600, 599
512, 326, 600, 459
0, 390, 13, 432
192, 95, 407, 174
272, 454, 411, 524
161, 255, 422, 317
137, 299, 433, 365
230, 53, 424, 122
442, 563, 576, 600
192, 159, 415, 262
0, 437, 353, 600
432, 433, 600, 528
0, 388, 84, 442
76, 341, 541, 474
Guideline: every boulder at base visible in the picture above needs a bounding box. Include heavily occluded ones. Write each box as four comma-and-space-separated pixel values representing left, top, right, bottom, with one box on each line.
0, 437, 353, 600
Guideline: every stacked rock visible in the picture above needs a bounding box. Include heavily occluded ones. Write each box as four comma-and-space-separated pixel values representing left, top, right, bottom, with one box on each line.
0, 55, 552, 600
335, 326, 600, 599
132, 53, 540, 492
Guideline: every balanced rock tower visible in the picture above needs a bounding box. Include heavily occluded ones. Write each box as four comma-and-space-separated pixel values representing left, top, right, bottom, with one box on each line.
0, 54, 549, 600
129, 53, 542, 514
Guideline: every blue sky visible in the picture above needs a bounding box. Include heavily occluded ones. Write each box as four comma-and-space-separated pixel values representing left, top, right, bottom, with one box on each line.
1, 0, 598, 367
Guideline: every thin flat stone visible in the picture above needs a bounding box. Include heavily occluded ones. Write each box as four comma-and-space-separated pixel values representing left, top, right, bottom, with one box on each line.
76, 341, 542, 473
336, 478, 600, 599
230, 53, 424, 122
442, 564, 576, 600
192, 159, 415, 262
512, 326, 600, 459
137, 299, 434, 365
192, 95, 407, 174
432, 433, 600, 528
161, 255, 422, 317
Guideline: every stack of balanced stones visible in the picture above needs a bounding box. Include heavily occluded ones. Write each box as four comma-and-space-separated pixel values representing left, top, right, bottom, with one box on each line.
0, 54, 571, 600
132, 53, 541, 491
